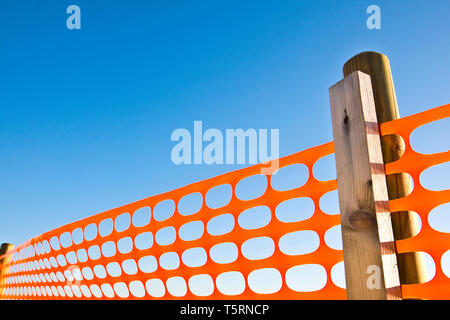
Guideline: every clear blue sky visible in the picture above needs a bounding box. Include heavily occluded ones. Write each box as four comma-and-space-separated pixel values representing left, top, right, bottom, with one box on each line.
0, 0, 449, 252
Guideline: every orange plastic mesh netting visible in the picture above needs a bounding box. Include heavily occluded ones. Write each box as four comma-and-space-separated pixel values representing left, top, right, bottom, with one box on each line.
0, 140, 345, 300
380, 103, 450, 300
0, 104, 448, 300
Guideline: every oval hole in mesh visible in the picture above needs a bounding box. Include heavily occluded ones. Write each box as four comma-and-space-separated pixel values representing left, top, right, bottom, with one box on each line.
56, 254, 67, 267
129, 280, 145, 298
115, 213, 131, 233
71, 286, 81, 298
188, 274, 214, 297
441, 250, 450, 278
279, 230, 320, 255
159, 252, 180, 270
166, 276, 187, 297
424, 252, 437, 282
410, 118, 450, 154
275, 197, 315, 223
122, 259, 138, 275
207, 213, 235, 236
80, 285, 92, 298
135, 232, 153, 250
56, 272, 65, 282
248, 268, 282, 294
29, 245, 36, 257
57, 286, 65, 297
155, 227, 176, 246
81, 267, 94, 280
331, 261, 346, 289
93, 265, 107, 279
428, 203, 450, 233
37, 242, 45, 255
59, 232, 72, 248
117, 237, 133, 254
50, 236, 60, 251
63, 286, 72, 297
113, 282, 129, 298
235, 174, 267, 201
50, 272, 58, 282
106, 262, 122, 277
101, 283, 115, 298
138, 255, 158, 274
319, 190, 339, 215
99, 218, 113, 237
241, 237, 275, 260
313, 154, 336, 181
101, 241, 116, 258
209, 242, 238, 264
88, 245, 101, 260
66, 251, 77, 264
285, 264, 327, 292
179, 221, 204, 241
133, 206, 151, 227
182, 247, 207, 268
64, 270, 74, 282
178, 192, 203, 216
238, 205, 271, 230
324, 225, 343, 250
77, 249, 88, 263
216, 271, 245, 296
153, 199, 175, 221
72, 268, 83, 281
71, 229, 83, 245
90, 284, 102, 298
420, 162, 450, 191
271, 164, 309, 191
84, 223, 97, 241
205, 184, 232, 209
145, 279, 165, 298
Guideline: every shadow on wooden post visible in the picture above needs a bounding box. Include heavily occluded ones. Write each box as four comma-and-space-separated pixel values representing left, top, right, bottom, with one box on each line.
0, 243, 14, 297
329, 71, 401, 300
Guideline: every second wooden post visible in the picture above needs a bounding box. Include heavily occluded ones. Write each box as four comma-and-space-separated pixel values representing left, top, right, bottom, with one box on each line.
343, 51, 427, 286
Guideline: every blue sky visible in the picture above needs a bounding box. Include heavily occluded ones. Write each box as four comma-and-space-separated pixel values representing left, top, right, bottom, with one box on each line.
0, 0, 449, 272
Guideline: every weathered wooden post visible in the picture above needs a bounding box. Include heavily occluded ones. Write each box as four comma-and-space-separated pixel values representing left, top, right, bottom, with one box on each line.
329, 70, 401, 299
343, 52, 427, 286
0, 243, 14, 297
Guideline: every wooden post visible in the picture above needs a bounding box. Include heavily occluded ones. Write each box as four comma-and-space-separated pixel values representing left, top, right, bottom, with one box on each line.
343, 51, 427, 285
0, 243, 14, 297
329, 71, 401, 299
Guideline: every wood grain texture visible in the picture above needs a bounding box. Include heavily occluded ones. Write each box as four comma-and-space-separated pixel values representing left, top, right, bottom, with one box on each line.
329, 71, 401, 299
343, 51, 427, 285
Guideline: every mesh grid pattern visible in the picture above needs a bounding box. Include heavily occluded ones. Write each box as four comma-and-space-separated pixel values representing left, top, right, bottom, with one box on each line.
0, 142, 345, 300
381, 103, 450, 299
0, 104, 448, 300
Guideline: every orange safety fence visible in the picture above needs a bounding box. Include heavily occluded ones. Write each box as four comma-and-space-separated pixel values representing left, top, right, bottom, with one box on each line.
381, 103, 450, 300
0, 140, 345, 300
0, 103, 448, 300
